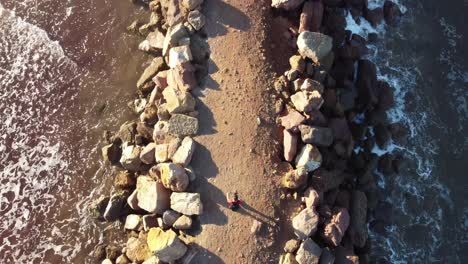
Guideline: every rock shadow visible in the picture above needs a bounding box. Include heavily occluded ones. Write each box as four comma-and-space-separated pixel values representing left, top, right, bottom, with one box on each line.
185, 244, 225, 264
204, 0, 251, 38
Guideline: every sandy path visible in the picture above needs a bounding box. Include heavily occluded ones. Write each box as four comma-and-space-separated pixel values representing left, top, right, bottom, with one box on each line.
188, 0, 286, 263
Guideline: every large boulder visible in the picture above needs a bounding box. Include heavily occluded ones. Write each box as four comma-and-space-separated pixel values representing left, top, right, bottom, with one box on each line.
283, 130, 298, 162
155, 163, 189, 192
168, 45, 193, 69
349, 191, 368, 248
172, 137, 196, 166
170, 192, 203, 215
296, 238, 322, 264
292, 208, 319, 239
168, 114, 198, 136
163, 23, 189, 55
120, 143, 143, 171
162, 87, 196, 114
137, 57, 165, 90
291, 90, 324, 113
299, 125, 333, 147
271, 0, 305, 10
136, 176, 171, 214
322, 208, 350, 246
297, 32, 333, 65
295, 144, 322, 172
103, 191, 129, 221
147, 228, 187, 262
126, 236, 153, 263
282, 167, 308, 189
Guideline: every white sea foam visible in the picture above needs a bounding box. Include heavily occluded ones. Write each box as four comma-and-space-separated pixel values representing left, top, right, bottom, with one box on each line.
345, 1, 458, 263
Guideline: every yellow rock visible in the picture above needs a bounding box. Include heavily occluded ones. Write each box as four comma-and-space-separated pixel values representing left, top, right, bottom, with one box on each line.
147, 228, 187, 262
279, 253, 298, 264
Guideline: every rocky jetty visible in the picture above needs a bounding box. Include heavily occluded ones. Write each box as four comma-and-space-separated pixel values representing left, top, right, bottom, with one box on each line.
91, 0, 208, 262
272, 0, 405, 263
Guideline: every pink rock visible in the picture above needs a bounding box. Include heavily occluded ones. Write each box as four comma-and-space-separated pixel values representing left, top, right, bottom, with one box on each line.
153, 70, 169, 89
303, 187, 320, 208
322, 207, 350, 247
173, 62, 198, 92
283, 130, 298, 162
280, 109, 305, 131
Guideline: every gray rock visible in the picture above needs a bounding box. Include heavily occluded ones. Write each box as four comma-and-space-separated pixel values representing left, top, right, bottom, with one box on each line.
140, 143, 156, 165
168, 114, 198, 137
170, 192, 203, 215
168, 45, 193, 69
162, 87, 196, 114
163, 210, 181, 226
296, 238, 322, 264
120, 143, 143, 171
188, 10, 206, 31
173, 215, 193, 230
319, 247, 335, 264
124, 214, 141, 230
182, 0, 203, 10
104, 191, 129, 221
127, 189, 140, 210
299, 125, 333, 147
155, 163, 189, 192
297, 32, 333, 64
292, 208, 319, 239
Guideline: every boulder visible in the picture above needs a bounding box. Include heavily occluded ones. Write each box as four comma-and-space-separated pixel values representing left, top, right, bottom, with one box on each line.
155, 144, 170, 163
280, 108, 306, 131
170, 192, 203, 215
291, 90, 324, 113
168, 114, 199, 136
188, 10, 206, 31
292, 208, 319, 239
114, 171, 136, 190
116, 121, 137, 143
283, 130, 298, 162
137, 57, 165, 90
147, 228, 187, 262
124, 214, 141, 230
290, 55, 306, 73
280, 253, 299, 264
146, 30, 165, 51
301, 79, 324, 93
163, 24, 189, 56
182, 0, 203, 10
136, 176, 171, 214
383, 0, 402, 25
172, 137, 196, 166
142, 214, 159, 231
349, 190, 368, 248
377, 80, 394, 110
155, 163, 189, 192
127, 190, 140, 210
168, 45, 193, 69
322, 208, 350, 246
296, 238, 322, 264
284, 239, 301, 253
356, 60, 378, 108
162, 210, 181, 226
162, 87, 196, 114
282, 166, 308, 189
89, 195, 109, 220
137, 122, 154, 141
311, 169, 345, 193
173, 215, 193, 230
303, 187, 320, 208
299, 0, 323, 33
299, 125, 333, 147
295, 144, 322, 172
120, 143, 143, 171
140, 143, 156, 165
271, 0, 305, 10
104, 191, 128, 221
172, 62, 198, 92
140, 104, 159, 125
102, 143, 121, 164
297, 32, 333, 65
115, 254, 131, 264
319, 248, 335, 264
126, 237, 153, 263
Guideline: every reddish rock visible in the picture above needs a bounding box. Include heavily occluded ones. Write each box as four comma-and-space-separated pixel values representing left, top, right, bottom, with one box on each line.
299, 0, 324, 33
284, 129, 299, 162
173, 62, 198, 92
322, 207, 350, 246
153, 70, 169, 89
280, 108, 306, 131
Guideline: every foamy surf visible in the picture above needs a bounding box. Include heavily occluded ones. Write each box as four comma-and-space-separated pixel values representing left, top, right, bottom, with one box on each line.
345, 1, 464, 263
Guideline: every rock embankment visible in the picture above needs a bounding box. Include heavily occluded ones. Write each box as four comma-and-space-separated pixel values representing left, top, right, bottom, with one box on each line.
271, 0, 405, 263
90, 0, 210, 263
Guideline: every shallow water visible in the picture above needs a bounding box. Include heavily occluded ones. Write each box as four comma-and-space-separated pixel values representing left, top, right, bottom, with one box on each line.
0, 0, 148, 262
347, 0, 468, 263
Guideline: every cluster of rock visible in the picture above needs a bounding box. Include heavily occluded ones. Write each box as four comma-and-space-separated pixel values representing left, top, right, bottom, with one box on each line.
92, 0, 209, 263
271, 0, 405, 263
